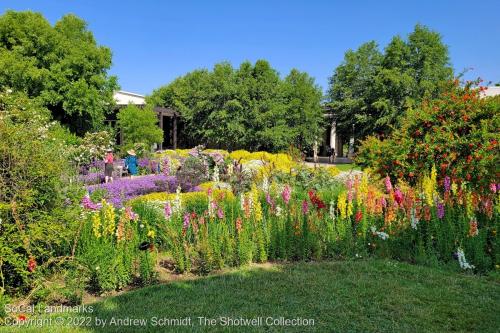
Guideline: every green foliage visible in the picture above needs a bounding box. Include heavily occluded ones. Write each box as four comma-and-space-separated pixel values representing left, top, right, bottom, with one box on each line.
76, 202, 157, 293
0, 91, 83, 295
117, 104, 163, 153
0, 10, 118, 135
356, 80, 500, 191
328, 24, 453, 140
148, 60, 324, 151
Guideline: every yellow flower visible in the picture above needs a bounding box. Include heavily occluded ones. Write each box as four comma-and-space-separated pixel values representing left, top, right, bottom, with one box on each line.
358, 173, 369, 204
337, 192, 347, 219
102, 200, 116, 236
422, 166, 437, 206
91, 213, 102, 238
147, 230, 156, 238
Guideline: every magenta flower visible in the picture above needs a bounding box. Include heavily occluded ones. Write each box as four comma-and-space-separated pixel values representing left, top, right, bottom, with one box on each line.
282, 185, 291, 205
81, 195, 99, 210
385, 176, 393, 193
217, 208, 224, 219
393, 188, 403, 205
164, 201, 172, 219
437, 202, 445, 219
444, 176, 451, 192
183, 213, 190, 229
302, 199, 309, 214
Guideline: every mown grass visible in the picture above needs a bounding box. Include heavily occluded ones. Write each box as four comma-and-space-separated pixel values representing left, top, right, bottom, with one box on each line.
334, 163, 361, 172
2, 259, 499, 333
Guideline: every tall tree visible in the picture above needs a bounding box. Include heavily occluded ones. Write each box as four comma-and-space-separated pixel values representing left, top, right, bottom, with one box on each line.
117, 104, 163, 151
0, 11, 118, 135
328, 24, 453, 140
328, 41, 383, 138
149, 60, 324, 152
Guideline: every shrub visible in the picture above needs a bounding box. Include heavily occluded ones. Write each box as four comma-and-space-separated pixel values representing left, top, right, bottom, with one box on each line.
0, 92, 82, 295
356, 80, 499, 193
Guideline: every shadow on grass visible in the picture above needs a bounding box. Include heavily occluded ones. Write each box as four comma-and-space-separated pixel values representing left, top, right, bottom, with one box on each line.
5, 259, 500, 333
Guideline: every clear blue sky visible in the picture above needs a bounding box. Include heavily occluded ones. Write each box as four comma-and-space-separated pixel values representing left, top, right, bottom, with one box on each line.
2, 0, 499, 95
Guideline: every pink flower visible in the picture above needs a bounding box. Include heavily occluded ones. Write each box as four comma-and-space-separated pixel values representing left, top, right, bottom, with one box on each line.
282, 185, 291, 205
164, 201, 172, 220
385, 176, 393, 193
217, 207, 224, 219
125, 206, 139, 221
490, 183, 497, 193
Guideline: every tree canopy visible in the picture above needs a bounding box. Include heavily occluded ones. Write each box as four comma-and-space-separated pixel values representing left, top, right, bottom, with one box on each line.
148, 60, 324, 152
0, 10, 118, 135
328, 24, 453, 141
117, 104, 163, 152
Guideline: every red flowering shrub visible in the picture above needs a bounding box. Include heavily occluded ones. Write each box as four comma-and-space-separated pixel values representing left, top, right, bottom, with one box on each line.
356, 80, 500, 192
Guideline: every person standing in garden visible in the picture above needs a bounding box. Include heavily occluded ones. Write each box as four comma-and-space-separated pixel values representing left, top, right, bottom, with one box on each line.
104, 148, 114, 183
125, 149, 138, 177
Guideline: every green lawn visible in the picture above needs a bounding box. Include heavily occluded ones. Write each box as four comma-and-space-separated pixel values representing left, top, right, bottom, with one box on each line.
2, 259, 499, 333
334, 163, 361, 172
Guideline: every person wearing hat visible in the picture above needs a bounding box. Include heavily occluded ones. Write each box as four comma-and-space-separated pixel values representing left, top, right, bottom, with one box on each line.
104, 148, 114, 183
124, 149, 138, 177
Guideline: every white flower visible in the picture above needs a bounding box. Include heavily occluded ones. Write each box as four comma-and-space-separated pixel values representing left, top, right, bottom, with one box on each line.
457, 248, 475, 270
410, 208, 419, 230
275, 205, 283, 217
370, 226, 389, 240
329, 200, 336, 220
212, 165, 220, 182
262, 176, 269, 192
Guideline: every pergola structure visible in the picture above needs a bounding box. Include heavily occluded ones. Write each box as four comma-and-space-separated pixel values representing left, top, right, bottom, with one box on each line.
111, 91, 179, 150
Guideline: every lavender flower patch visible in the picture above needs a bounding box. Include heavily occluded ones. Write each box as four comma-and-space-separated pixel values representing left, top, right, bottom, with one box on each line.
138, 158, 160, 175
86, 175, 182, 207
79, 172, 104, 185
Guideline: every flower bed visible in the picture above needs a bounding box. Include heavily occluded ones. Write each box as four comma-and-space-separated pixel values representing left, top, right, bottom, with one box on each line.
86, 175, 181, 207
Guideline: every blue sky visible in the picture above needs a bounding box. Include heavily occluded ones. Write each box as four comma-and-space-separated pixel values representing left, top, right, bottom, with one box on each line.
2, 0, 499, 95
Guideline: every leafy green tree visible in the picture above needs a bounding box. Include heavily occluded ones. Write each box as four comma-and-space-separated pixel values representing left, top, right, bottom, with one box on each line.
328, 24, 453, 141
328, 41, 383, 138
0, 11, 118, 135
149, 60, 324, 152
117, 104, 163, 151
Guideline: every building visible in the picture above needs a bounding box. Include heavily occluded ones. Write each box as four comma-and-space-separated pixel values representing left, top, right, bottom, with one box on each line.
480, 86, 500, 98
112, 91, 180, 150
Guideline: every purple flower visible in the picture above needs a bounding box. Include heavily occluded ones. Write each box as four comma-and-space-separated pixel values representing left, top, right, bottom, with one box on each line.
79, 172, 104, 185
183, 213, 190, 229
444, 176, 451, 192
302, 199, 309, 214
437, 202, 445, 219
86, 175, 184, 207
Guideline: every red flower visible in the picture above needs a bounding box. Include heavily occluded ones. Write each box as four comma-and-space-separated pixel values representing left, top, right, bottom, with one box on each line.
308, 190, 326, 210
27, 256, 36, 273
355, 210, 363, 223
18, 314, 27, 321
